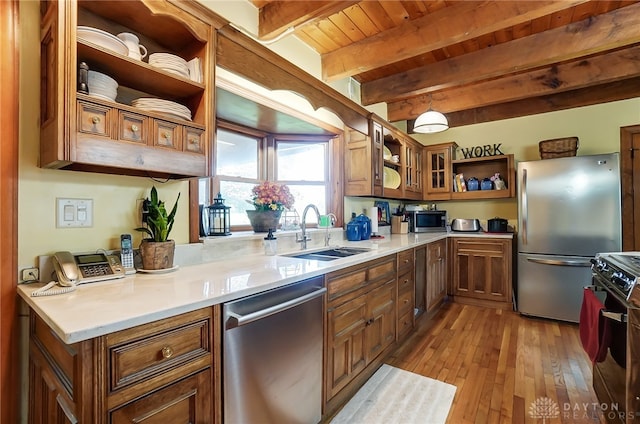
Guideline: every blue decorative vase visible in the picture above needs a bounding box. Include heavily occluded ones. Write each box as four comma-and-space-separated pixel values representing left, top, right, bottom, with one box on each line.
481, 178, 494, 190
356, 214, 372, 240
467, 177, 479, 191
346, 222, 360, 241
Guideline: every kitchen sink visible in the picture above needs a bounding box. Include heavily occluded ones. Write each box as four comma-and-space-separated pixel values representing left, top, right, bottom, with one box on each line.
283, 247, 371, 261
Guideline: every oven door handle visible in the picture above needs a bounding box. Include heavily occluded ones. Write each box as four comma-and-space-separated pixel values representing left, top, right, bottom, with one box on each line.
602, 311, 627, 323
527, 258, 592, 267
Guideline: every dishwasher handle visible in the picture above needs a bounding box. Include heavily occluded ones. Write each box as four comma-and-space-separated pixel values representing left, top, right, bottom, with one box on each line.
226, 286, 327, 329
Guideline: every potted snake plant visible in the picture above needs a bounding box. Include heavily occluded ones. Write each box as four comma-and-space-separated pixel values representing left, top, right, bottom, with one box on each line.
134, 186, 180, 270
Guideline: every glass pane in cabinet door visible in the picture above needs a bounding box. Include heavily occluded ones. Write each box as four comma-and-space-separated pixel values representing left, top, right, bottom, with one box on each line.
431, 154, 438, 170
433, 170, 446, 189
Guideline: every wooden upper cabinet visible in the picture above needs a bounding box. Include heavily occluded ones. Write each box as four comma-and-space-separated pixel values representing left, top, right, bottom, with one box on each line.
450, 154, 516, 200
423, 142, 516, 201
403, 137, 423, 200
424, 142, 457, 200
39, 0, 214, 179
344, 116, 390, 198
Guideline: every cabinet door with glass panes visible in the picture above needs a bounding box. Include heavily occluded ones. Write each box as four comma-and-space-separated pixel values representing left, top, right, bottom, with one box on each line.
424, 142, 457, 200
404, 137, 423, 200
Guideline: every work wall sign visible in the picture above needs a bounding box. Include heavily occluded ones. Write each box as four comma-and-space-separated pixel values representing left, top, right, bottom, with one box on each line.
459, 143, 504, 159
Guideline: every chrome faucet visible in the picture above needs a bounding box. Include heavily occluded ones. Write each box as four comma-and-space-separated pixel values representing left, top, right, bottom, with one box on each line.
297, 204, 321, 250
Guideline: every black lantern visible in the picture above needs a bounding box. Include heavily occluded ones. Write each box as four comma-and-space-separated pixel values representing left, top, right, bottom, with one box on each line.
208, 193, 231, 236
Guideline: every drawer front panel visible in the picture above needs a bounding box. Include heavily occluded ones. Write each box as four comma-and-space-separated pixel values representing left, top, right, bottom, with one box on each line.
77, 101, 111, 137
327, 268, 367, 301
184, 126, 204, 153
368, 257, 396, 281
108, 314, 211, 392
398, 288, 414, 316
455, 239, 506, 254
397, 250, 414, 272
153, 120, 182, 150
398, 270, 413, 295
119, 111, 148, 144
397, 309, 414, 338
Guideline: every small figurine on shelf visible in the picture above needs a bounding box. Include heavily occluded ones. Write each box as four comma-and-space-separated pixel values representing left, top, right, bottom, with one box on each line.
491, 173, 507, 190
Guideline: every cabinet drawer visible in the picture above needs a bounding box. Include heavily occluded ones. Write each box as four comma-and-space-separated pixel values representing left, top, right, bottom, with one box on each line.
106, 308, 212, 393
397, 309, 414, 338
327, 268, 368, 301
398, 270, 414, 295
153, 119, 182, 150
397, 250, 414, 272
368, 256, 396, 281
77, 101, 111, 137
455, 239, 506, 254
119, 111, 148, 144
398, 288, 414, 315
184, 126, 204, 153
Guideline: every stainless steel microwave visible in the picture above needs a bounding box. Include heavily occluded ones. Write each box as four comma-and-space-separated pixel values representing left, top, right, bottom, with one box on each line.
408, 210, 447, 233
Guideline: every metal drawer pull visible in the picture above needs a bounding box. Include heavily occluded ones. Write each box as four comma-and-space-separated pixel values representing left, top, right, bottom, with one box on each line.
91, 116, 101, 124
131, 124, 139, 132
161, 346, 174, 359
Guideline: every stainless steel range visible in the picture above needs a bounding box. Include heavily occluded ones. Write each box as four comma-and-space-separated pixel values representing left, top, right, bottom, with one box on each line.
590, 252, 640, 424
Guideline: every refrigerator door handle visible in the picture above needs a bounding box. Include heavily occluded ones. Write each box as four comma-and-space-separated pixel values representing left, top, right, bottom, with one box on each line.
521, 168, 527, 245
526, 257, 592, 267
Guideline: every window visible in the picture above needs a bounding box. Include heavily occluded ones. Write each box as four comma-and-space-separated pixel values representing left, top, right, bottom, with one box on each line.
275, 138, 329, 225
200, 123, 339, 232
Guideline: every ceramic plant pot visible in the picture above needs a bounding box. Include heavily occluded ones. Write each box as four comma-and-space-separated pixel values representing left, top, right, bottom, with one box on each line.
246, 210, 282, 233
139, 239, 175, 270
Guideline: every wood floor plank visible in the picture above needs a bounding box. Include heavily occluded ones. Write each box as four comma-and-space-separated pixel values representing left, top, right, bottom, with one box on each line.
385, 301, 604, 423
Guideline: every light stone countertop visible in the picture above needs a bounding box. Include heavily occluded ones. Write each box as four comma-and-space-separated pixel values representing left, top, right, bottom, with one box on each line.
17, 231, 513, 344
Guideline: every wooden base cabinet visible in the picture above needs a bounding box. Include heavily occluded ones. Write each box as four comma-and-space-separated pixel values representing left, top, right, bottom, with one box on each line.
28, 307, 219, 424
396, 249, 415, 340
426, 238, 448, 311
451, 237, 513, 309
325, 255, 396, 407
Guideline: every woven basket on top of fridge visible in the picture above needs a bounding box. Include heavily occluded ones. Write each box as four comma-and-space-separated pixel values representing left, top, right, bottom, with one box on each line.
538, 137, 579, 159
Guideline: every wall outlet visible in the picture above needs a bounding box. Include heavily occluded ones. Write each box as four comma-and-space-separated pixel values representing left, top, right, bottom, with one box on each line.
20, 267, 39, 283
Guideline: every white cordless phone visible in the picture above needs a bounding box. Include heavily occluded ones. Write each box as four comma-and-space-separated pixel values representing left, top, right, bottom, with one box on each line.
120, 234, 136, 274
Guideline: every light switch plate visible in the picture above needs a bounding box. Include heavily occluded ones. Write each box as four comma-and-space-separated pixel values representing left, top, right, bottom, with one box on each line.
56, 198, 93, 228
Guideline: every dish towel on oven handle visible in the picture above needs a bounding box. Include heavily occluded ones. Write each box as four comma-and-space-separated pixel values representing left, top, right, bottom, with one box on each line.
579, 288, 612, 363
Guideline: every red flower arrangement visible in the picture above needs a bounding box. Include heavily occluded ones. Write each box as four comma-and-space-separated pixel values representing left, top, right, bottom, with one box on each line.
250, 181, 295, 211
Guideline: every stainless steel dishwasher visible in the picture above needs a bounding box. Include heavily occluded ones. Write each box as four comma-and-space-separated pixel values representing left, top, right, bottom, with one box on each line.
223, 276, 326, 424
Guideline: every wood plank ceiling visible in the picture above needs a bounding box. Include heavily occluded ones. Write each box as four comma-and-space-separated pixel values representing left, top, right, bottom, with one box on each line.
249, 0, 640, 129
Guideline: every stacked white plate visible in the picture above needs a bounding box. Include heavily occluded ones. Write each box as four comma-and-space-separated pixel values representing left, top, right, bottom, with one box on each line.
131, 98, 191, 121
77, 26, 128, 56
148, 53, 189, 79
87, 70, 118, 101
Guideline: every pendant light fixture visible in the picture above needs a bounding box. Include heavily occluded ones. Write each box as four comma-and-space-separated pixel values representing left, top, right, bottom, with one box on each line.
413, 94, 448, 134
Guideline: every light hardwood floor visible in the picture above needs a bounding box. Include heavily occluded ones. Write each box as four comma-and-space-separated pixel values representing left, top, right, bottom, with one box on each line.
386, 301, 605, 423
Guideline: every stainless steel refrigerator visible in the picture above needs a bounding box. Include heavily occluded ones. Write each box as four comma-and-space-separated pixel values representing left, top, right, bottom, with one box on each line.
517, 153, 621, 322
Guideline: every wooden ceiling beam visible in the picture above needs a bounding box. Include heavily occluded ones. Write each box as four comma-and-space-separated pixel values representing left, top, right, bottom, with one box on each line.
363, 1, 640, 105
388, 45, 640, 121
321, 0, 589, 82
433, 76, 640, 128
257, 1, 358, 40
